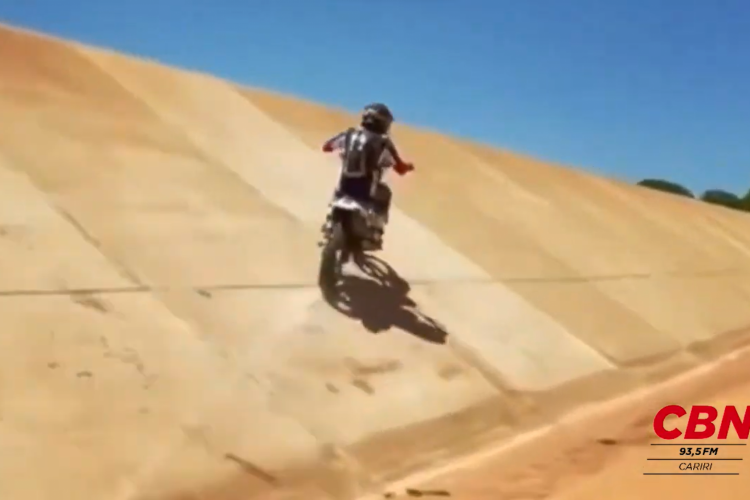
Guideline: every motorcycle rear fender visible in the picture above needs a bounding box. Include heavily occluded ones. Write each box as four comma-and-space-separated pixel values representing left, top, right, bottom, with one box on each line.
330, 199, 371, 240
330, 195, 369, 216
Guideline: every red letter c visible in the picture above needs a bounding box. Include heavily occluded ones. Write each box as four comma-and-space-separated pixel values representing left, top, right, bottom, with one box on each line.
654, 405, 686, 439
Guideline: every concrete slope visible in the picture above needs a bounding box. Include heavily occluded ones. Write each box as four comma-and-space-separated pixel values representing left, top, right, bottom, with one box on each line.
1, 23, 750, 500
247, 89, 750, 367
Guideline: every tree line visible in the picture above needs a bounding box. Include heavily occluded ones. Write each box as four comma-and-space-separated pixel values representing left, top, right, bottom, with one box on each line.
636, 179, 750, 212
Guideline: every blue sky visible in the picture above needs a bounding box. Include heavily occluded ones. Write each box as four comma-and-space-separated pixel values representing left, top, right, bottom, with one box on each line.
1, 0, 748, 194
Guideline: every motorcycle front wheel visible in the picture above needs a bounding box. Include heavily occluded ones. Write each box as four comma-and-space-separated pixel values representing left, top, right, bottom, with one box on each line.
318, 219, 347, 293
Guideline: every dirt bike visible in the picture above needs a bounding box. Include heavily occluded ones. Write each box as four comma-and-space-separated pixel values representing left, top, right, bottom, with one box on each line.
317, 159, 414, 292
318, 162, 414, 291
317, 194, 381, 291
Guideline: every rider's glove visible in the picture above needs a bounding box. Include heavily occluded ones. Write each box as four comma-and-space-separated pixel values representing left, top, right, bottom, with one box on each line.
393, 162, 415, 175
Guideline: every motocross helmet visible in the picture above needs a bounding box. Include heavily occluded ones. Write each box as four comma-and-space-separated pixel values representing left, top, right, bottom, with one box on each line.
361, 102, 394, 135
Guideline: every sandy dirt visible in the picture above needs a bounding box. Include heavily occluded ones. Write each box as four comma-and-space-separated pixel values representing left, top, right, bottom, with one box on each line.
376, 346, 750, 500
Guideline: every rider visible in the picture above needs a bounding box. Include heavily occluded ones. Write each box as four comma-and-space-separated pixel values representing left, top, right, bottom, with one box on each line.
320, 102, 414, 248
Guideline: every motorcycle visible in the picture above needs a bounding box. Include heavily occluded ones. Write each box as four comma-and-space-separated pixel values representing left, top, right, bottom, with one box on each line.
317, 156, 414, 292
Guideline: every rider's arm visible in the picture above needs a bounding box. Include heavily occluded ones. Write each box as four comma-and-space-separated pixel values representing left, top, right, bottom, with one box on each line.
383, 136, 413, 174
383, 136, 405, 164
321, 130, 348, 153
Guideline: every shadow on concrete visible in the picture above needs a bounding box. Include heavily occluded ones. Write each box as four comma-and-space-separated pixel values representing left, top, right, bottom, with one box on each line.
323, 254, 449, 344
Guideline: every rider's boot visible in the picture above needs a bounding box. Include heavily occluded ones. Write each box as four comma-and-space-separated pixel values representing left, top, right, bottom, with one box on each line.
321, 210, 333, 234
371, 192, 391, 250
367, 212, 386, 250
320, 191, 338, 234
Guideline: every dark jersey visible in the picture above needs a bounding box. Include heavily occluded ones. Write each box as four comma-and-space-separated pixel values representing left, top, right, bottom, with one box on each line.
326, 127, 395, 180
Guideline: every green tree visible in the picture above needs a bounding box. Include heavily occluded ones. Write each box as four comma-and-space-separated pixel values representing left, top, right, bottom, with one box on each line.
636, 178, 695, 198
741, 189, 750, 211
700, 189, 743, 210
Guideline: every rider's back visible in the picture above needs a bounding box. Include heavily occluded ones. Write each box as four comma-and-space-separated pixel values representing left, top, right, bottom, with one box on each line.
339, 127, 391, 180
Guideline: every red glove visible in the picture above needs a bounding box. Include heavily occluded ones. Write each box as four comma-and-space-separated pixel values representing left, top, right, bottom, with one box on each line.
393, 161, 415, 175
